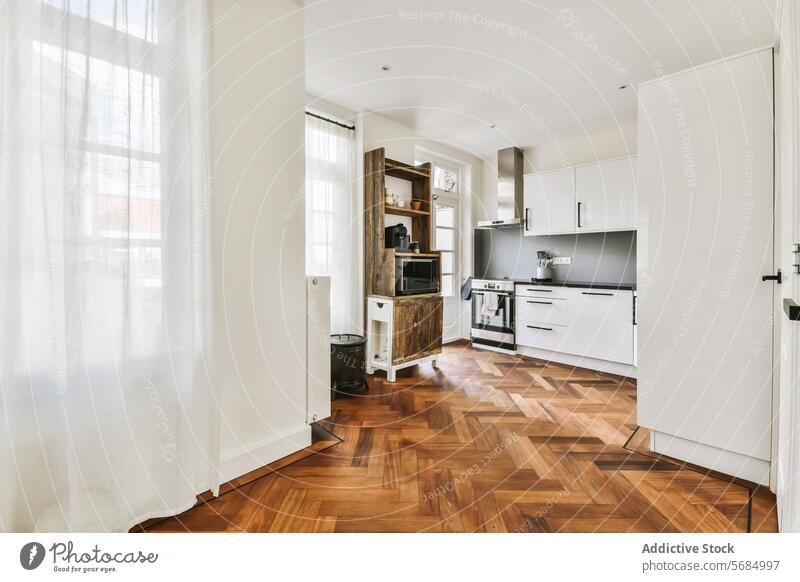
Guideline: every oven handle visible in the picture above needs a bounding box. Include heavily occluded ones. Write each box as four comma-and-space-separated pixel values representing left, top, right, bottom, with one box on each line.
472, 290, 513, 296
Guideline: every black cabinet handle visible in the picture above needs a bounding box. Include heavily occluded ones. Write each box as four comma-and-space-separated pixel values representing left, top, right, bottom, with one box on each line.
527, 300, 552, 305
525, 208, 530, 231
762, 270, 782, 284
582, 291, 613, 296
527, 325, 553, 331
525, 288, 552, 293
577, 202, 582, 228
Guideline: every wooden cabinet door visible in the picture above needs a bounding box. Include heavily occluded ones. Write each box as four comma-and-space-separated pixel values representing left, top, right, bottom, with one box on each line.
392, 297, 442, 364
522, 168, 575, 236
575, 157, 637, 232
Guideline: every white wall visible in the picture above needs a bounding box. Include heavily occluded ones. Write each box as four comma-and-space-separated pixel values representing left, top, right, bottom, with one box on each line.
479, 120, 638, 224
209, 0, 310, 482
362, 112, 417, 163
306, 94, 357, 125
774, 0, 800, 532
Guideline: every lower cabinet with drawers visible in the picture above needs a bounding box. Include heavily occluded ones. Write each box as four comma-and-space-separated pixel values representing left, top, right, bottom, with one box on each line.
515, 284, 636, 371
366, 294, 443, 382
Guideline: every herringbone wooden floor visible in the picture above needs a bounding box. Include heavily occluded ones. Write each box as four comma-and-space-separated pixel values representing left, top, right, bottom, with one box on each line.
146, 341, 778, 533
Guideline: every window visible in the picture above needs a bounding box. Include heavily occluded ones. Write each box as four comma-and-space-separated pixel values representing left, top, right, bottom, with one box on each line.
31, 11, 163, 328
305, 125, 352, 276
433, 164, 459, 193
435, 201, 457, 297
39, 0, 158, 41
305, 113, 358, 334
421, 159, 461, 299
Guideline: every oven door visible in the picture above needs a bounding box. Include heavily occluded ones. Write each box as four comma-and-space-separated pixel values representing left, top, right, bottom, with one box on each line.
471, 290, 515, 345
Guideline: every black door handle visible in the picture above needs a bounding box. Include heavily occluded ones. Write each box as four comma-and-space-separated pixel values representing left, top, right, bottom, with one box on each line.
784, 298, 800, 320
762, 270, 782, 284
525, 208, 530, 231
527, 325, 553, 331
577, 202, 582, 228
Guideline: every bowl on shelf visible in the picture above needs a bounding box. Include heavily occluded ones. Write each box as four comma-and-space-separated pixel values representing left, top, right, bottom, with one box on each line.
410, 201, 422, 211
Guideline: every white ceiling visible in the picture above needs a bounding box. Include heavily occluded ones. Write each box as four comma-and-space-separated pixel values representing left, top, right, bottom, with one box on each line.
304, 0, 777, 159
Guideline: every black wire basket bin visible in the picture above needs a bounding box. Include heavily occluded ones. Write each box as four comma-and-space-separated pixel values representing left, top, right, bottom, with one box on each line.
330, 334, 368, 398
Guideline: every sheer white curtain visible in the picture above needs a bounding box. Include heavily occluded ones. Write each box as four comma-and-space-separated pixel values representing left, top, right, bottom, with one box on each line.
305, 114, 360, 334
0, 0, 217, 532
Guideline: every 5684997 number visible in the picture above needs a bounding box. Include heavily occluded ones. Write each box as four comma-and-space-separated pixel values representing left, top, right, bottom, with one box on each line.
729, 560, 780, 571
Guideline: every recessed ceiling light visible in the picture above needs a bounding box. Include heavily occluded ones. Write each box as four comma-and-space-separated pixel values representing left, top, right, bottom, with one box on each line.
381, 65, 392, 72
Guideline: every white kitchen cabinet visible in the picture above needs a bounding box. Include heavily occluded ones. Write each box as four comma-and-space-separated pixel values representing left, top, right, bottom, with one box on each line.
516, 322, 573, 354
522, 168, 575, 236
516, 294, 568, 327
516, 285, 570, 300
514, 285, 635, 367
522, 158, 636, 236
575, 157, 637, 232
568, 289, 635, 365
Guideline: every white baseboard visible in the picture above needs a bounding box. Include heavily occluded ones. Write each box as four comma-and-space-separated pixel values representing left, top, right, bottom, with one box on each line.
516, 345, 637, 379
471, 342, 516, 355
651, 430, 770, 486
219, 424, 312, 485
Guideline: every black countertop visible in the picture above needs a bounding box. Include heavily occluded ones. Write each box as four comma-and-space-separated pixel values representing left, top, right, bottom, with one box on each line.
490, 278, 636, 291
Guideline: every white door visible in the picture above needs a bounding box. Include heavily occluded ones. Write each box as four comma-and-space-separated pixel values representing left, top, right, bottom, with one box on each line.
523, 168, 575, 236
637, 49, 774, 481
575, 158, 637, 232
434, 193, 460, 343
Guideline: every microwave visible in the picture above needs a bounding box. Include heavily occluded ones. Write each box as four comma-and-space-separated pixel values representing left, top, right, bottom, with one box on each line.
395, 256, 439, 296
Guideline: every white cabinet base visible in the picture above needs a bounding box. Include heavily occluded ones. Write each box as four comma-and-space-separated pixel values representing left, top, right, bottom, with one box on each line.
516, 345, 637, 379
367, 354, 438, 383
651, 430, 770, 486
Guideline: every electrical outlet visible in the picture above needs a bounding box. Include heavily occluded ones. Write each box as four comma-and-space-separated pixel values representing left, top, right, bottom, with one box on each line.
552, 257, 571, 265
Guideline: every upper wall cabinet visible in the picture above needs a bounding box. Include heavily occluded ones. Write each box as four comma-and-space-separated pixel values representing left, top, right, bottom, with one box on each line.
575, 157, 637, 232
522, 168, 575, 236
522, 157, 637, 236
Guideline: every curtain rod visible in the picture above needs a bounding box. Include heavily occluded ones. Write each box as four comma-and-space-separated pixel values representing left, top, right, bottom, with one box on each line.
305, 110, 355, 131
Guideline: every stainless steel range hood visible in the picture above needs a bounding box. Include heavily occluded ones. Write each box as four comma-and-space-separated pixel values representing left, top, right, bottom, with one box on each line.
477, 147, 524, 229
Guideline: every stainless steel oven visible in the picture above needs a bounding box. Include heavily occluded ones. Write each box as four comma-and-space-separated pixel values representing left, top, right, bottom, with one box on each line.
471, 279, 515, 350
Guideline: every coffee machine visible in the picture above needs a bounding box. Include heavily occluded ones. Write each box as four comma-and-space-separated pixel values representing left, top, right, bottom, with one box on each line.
385, 223, 410, 251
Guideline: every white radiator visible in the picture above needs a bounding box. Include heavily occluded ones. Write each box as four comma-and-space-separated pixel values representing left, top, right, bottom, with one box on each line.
306, 276, 331, 423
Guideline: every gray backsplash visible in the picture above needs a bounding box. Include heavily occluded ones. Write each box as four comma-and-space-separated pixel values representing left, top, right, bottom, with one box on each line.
474, 229, 636, 284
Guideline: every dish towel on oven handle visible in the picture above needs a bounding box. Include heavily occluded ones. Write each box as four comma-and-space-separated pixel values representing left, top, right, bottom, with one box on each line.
480, 291, 499, 317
